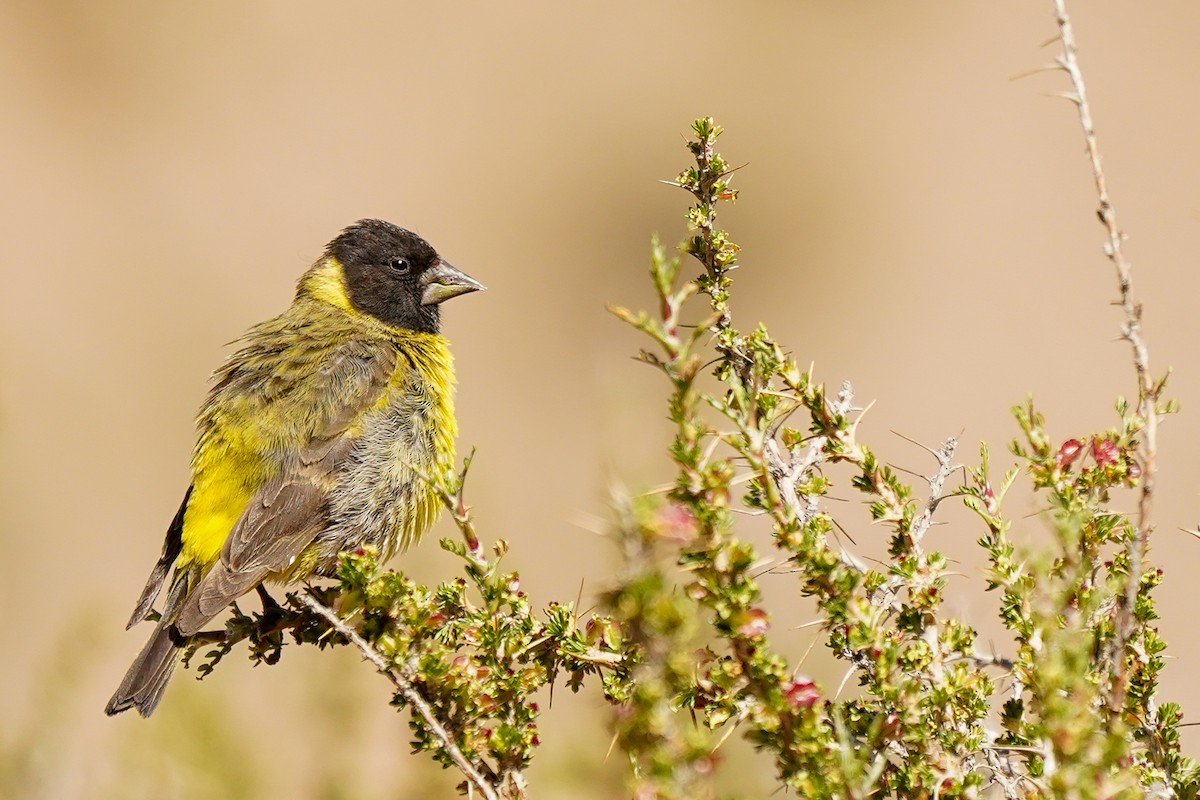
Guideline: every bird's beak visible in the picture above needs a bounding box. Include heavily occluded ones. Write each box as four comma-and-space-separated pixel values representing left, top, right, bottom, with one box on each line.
419, 261, 487, 306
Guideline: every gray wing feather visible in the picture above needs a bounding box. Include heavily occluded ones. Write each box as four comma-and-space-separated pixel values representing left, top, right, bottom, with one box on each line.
173, 478, 327, 635
172, 344, 397, 637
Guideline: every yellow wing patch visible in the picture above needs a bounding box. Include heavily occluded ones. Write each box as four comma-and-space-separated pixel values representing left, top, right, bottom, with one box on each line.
181, 444, 271, 566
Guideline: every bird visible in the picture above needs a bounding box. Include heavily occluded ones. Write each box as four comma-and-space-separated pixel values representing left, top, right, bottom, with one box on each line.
106, 219, 484, 717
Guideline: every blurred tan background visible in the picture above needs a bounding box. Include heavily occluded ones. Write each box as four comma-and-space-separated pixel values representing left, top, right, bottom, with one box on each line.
4, 1, 1200, 797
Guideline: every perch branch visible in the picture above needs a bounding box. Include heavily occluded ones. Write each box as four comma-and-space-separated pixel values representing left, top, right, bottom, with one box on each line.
296, 591, 502, 800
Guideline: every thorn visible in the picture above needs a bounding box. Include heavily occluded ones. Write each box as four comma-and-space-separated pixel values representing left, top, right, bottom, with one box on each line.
460, 448, 476, 484
567, 511, 608, 536
849, 398, 877, 434
603, 731, 620, 763
794, 630, 821, 669
1051, 91, 1083, 105
890, 462, 927, 481
830, 517, 858, 546
718, 161, 750, 178
712, 716, 743, 751
791, 619, 825, 631
1008, 63, 1067, 81
834, 665, 856, 701
572, 578, 585, 631
1176, 526, 1200, 542
889, 429, 940, 458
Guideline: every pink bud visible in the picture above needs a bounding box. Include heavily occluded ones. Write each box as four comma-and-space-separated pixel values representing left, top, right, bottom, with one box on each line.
736, 608, 770, 637
982, 482, 998, 515
1091, 437, 1119, 467
1055, 439, 1085, 470
655, 503, 700, 544
783, 676, 820, 709
633, 785, 657, 800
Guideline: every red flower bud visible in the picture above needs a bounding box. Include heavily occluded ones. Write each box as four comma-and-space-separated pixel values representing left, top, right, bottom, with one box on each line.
1091, 437, 1119, 467
783, 676, 820, 709
1055, 439, 1085, 470
982, 481, 998, 515
735, 608, 770, 637
654, 503, 700, 544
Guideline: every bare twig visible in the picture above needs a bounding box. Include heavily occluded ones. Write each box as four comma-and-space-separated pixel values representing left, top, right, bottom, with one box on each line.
909, 437, 958, 546
766, 381, 857, 527
1052, 0, 1160, 708
948, 650, 1016, 672
296, 592, 503, 800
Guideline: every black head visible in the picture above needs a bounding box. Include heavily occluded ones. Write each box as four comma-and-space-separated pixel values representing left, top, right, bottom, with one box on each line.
326, 219, 484, 333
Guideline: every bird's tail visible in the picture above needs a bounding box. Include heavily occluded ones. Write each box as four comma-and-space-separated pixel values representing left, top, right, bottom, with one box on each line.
105, 620, 181, 717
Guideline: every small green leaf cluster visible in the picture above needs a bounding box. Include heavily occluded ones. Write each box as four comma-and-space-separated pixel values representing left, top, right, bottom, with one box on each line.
604, 495, 720, 800
962, 396, 1193, 797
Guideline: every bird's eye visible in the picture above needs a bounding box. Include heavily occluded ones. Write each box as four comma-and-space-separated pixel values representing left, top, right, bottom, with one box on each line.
389, 258, 410, 274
